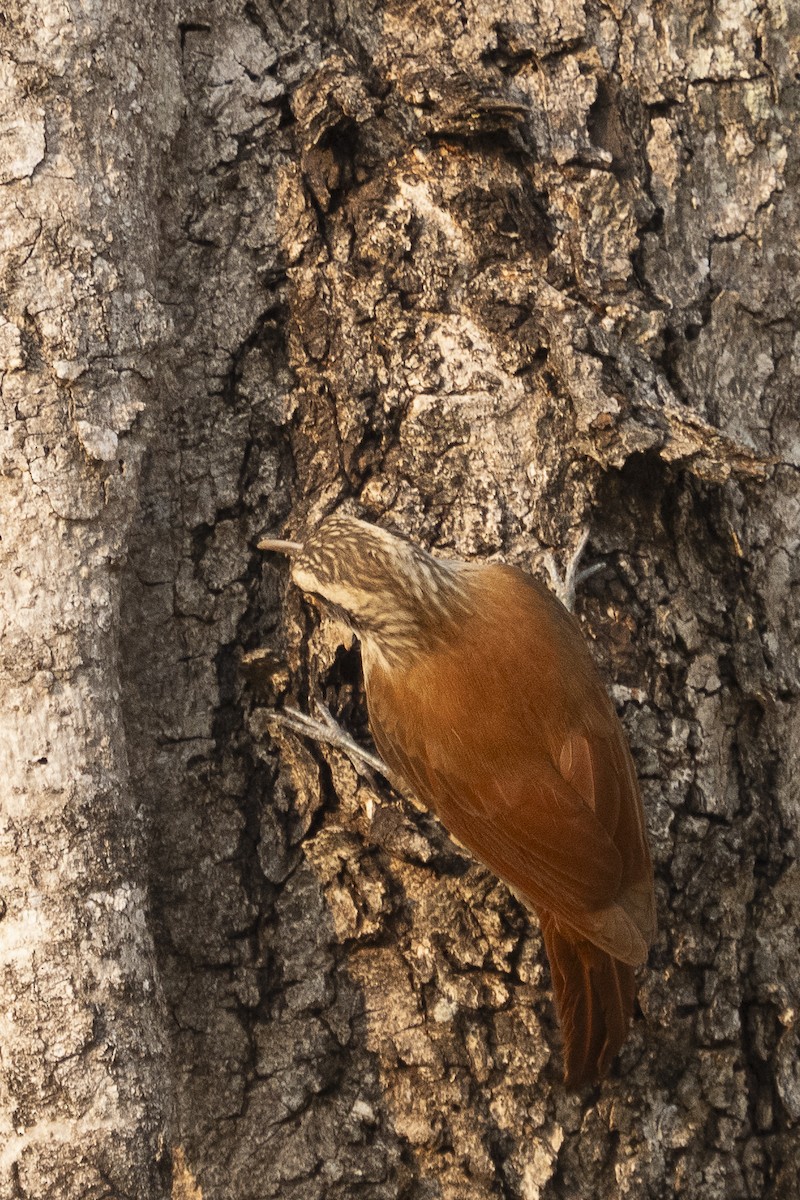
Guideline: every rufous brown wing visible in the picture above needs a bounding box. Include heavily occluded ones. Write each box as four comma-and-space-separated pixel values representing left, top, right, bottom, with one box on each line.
363, 563, 655, 1086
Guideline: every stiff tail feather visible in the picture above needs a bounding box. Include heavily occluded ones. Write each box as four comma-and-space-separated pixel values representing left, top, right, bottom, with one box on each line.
539, 908, 636, 1088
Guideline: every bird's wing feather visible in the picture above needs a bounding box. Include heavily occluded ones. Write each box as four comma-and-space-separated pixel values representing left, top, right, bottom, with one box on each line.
364, 565, 654, 964
369, 689, 636, 945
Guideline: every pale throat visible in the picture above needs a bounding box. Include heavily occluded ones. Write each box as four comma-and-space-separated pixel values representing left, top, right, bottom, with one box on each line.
292, 554, 478, 668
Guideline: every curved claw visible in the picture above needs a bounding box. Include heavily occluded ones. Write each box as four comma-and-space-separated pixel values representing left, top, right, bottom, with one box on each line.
268, 703, 388, 777
542, 526, 603, 611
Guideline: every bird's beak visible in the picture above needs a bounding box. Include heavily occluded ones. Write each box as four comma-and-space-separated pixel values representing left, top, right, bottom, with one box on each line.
257, 537, 303, 555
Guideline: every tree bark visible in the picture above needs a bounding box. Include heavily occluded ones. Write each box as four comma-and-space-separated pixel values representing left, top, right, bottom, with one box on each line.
0, 3, 180, 1196
3, 1, 799, 1198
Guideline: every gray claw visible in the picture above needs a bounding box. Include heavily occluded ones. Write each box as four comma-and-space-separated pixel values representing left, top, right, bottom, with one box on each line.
269, 703, 388, 777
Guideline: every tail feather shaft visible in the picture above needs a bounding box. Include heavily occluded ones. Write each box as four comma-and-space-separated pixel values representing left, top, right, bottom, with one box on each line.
539, 908, 636, 1087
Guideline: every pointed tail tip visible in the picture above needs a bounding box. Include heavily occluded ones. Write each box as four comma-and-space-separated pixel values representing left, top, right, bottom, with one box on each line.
562, 1040, 616, 1090
541, 910, 638, 1089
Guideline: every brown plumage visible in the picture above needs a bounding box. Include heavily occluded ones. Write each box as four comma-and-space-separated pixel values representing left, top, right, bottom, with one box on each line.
260, 514, 656, 1087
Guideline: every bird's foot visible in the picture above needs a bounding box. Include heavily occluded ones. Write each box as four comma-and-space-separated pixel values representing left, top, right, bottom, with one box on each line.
268, 700, 390, 779
541, 526, 604, 612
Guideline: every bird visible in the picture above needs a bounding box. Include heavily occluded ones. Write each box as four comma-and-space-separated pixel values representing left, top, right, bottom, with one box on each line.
259, 513, 656, 1087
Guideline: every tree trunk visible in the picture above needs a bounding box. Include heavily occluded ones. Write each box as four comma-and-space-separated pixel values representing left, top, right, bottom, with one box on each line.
0, 3, 182, 1197
2, 1, 798, 1198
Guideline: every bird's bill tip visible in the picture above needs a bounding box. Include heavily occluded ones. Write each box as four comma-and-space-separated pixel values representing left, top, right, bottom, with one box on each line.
257, 537, 303, 554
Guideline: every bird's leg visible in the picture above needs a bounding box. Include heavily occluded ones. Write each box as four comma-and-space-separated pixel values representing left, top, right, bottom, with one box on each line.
541, 526, 604, 612
268, 699, 391, 780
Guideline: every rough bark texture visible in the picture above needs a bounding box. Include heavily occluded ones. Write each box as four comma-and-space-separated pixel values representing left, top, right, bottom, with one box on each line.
0, 2, 181, 1197
2, 0, 798, 1198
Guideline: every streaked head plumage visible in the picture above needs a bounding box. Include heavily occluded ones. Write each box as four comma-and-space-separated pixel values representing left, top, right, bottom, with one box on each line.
261, 513, 475, 663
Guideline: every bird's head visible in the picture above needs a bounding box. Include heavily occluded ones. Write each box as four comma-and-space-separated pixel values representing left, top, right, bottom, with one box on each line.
259, 513, 474, 664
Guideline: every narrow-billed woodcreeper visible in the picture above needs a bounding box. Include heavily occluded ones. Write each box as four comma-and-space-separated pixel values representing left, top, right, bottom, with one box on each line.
260, 514, 655, 1086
